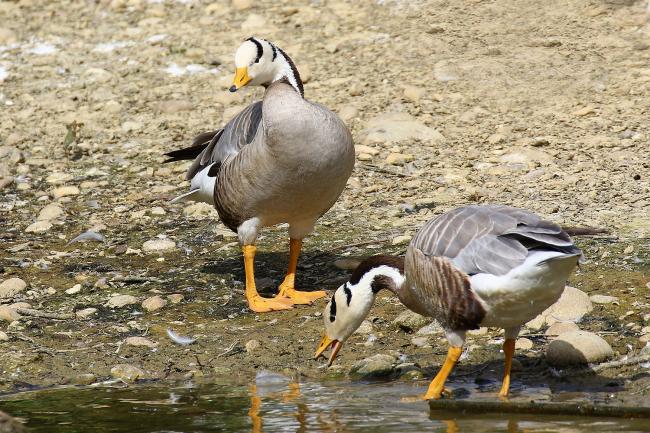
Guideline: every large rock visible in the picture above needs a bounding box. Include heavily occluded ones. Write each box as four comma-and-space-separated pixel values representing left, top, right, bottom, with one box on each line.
361, 112, 445, 145
545, 321, 580, 336
37, 203, 64, 221
546, 331, 613, 366
0, 278, 27, 299
0, 306, 20, 322
393, 310, 430, 332
526, 286, 593, 330
349, 354, 396, 378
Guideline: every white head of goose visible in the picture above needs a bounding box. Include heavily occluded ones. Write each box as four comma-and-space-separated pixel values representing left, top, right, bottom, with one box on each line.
164, 37, 355, 313
315, 205, 583, 400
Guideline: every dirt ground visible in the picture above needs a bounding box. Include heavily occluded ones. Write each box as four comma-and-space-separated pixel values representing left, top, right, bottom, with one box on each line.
0, 0, 649, 403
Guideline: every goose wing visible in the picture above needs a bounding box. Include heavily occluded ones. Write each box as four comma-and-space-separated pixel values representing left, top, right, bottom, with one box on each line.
164, 101, 263, 180
411, 205, 581, 276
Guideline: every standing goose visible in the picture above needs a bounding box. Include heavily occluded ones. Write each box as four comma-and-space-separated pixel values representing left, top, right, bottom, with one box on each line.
315, 205, 582, 399
164, 37, 355, 313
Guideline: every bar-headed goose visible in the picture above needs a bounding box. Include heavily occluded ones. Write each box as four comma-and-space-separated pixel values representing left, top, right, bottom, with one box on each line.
165, 37, 355, 313
315, 205, 582, 399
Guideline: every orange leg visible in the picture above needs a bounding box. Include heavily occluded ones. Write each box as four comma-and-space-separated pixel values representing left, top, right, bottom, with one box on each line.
498, 338, 516, 398
275, 239, 326, 305
422, 346, 463, 400
243, 245, 292, 313
249, 385, 262, 433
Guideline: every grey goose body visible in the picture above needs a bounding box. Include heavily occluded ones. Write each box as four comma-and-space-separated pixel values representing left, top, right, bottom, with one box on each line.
315, 205, 582, 400
165, 38, 354, 313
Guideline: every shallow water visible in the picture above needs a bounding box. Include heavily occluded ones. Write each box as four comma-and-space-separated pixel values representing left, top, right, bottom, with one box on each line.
1, 375, 649, 433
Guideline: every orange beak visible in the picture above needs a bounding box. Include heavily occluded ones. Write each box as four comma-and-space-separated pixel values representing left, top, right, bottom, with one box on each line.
314, 334, 343, 367
229, 67, 251, 92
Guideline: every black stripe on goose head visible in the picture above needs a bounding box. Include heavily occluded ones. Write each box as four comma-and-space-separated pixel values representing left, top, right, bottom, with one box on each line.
343, 282, 352, 306
245, 37, 263, 63
276, 47, 304, 98
349, 255, 405, 285
329, 296, 337, 322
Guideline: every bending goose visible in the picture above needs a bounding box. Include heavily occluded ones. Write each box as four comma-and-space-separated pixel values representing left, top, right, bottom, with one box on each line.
164, 37, 355, 313
315, 205, 582, 399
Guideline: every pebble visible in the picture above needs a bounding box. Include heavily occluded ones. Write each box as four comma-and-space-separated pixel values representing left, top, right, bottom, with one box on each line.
356, 320, 373, 335
333, 257, 362, 271
391, 235, 411, 245
168, 294, 184, 304
411, 336, 430, 347
362, 112, 445, 145
107, 294, 138, 308
0, 305, 20, 322
0, 330, 8, 341
52, 186, 80, 199
232, 0, 253, 10
433, 60, 460, 81
572, 105, 596, 117
546, 331, 613, 366
0, 176, 12, 190
416, 322, 444, 335
241, 14, 266, 31
338, 105, 358, 122
142, 238, 176, 253
105, 100, 121, 113
385, 153, 415, 166
45, 172, 73, 184
37, 203, 64, 221
183, 202, 215, 219
0, 27, 17, 44
590, 295, 619, 304
639, 334, 650, 344
65, 284, 82, 295
0, 278, 27, 298
25, 221, 53, 233
403, 85, 425, 103
349, 354, 396, 378
68, 373, 96, 385
75, 307, 97, 319
121, 121, 142, 133
142, 295, 167, 312
545, 321, 580, 336
515, 338, 533, 350
245, 339, 261, 353
125, 336, 158, 348
110, 364, 145, 382
354, 145, 379, 156
154, 100, 193, 114
393, 310, 430, 332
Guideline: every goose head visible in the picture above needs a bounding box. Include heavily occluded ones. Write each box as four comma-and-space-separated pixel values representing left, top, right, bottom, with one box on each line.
230, 37, 303, 97
314, 255, 405, 366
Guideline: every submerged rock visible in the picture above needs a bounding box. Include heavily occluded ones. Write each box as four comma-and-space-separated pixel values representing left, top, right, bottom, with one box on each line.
0, 410, 27, 433
349, 354, 396, 378
546, 331, 613, 366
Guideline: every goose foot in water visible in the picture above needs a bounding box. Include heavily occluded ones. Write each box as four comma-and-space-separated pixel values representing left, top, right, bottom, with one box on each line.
422, 346, 463, 400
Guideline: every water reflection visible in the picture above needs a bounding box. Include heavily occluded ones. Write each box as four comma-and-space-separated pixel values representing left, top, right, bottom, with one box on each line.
0, 377, 648, 433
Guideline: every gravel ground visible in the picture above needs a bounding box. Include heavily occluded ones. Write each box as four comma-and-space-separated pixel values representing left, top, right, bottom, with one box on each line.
0, 0, 649, 401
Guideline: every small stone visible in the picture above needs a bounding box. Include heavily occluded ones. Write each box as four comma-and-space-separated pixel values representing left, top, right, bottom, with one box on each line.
356, 320, 373, 335
0, 278, 27, 299
0, 305, 20, 322
411, 336, 430, 347
385, 153, 415, 166
403, 85, 425, 103
25, 221, 53, 233
338, 105, 358, 122
391, 235, 411, 245
154, 100, 193, 114
168, 294, 184, 304
107, 294, 138, 308
37, 203, 64, 221
121, 121, 142, 133
183, 202, 215, 219
142, 238, 176, 253
110, 364, 145, 382
240, 14, 266, 31
468, 327, 489, 336
333, 257, 362, 271
623, 245, 634, 254
590, 295, 619, 305
349, 354, 395, 378
393, 310, 430, 332
65, 284, 82, 295
0, 27, 17, 44
362, 112, 445, 145
546, 331, 613, 366
354, 145, 379, 156
125, 336, 158, 348
245, 339, 261, 353
572, 105, 596, 117
142, 295, 167, 312
52, 186, 80, 199
639, 334, 650, 344
232, 0, 253, 10
545, 321, 580, 336
68, 373, 96, 385
416, 322, 443, 335
105, 100, 122, 113
76, 308, 97, 319
0, 331, 8, 341
45, 172, 73, 184
515, 338, 533, 350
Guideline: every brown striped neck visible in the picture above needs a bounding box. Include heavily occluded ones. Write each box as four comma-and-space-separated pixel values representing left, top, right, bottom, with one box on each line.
349, 255, 405, 294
